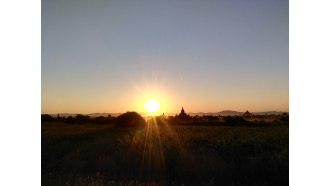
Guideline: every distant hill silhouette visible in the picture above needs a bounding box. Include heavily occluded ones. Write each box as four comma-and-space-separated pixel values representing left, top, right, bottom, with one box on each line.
186, 110, 241, 116
114, 112, 146, 128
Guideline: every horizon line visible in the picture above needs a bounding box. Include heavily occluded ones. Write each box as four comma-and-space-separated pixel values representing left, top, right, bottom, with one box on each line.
42, 110, 289, 115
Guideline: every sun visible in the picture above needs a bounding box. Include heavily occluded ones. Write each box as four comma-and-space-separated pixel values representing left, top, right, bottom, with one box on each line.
144, 98, 160, 113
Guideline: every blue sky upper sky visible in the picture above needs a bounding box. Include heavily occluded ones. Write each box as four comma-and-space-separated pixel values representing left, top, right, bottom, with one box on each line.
42, 0, 288, 114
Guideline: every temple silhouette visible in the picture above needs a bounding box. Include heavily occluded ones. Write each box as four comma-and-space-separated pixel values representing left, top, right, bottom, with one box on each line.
242, 110, 252, 118
178, 107, 190, 120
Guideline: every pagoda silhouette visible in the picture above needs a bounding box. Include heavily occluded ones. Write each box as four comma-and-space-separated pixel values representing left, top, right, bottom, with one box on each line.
178, 107, 190, 120
242, 110, 252, 118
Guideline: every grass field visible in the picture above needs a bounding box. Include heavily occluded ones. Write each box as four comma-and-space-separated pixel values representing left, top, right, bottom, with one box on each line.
42, 121, 288, 186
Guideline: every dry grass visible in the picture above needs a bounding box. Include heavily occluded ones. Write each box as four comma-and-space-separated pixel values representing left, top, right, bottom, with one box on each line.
42, 122, 288, 186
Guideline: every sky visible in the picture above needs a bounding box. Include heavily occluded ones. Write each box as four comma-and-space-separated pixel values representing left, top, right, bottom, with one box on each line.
42, 0, 288, 114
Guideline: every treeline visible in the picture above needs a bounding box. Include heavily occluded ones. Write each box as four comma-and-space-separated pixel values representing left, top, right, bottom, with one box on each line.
41, 112, 289, 125
165, 113, 289, 124
41, 114, 115, 124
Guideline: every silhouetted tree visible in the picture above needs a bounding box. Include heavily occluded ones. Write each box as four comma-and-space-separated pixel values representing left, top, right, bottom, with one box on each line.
75, 114, 90, 123
41, 114, 54, 122
92, 116, 115, 124
278, 113, 289, 122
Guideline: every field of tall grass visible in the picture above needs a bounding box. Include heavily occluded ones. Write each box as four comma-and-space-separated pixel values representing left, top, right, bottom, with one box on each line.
42, 121, 288, 186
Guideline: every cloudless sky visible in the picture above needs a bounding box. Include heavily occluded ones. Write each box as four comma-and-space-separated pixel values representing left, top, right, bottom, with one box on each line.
42, 0, 288, 114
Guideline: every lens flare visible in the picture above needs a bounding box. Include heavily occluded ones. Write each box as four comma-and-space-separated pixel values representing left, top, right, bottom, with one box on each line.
144, 98, 160, 113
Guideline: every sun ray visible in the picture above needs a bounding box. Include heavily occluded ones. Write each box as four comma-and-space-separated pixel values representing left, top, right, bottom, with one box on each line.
144, 98, 160, 116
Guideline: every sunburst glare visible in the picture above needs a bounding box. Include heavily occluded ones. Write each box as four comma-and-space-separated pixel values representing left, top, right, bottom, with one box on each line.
144, 98, 160, 114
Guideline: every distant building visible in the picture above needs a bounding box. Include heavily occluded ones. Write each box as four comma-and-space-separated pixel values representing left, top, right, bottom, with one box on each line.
243, 110, 252, 118
178, 107, 190, 120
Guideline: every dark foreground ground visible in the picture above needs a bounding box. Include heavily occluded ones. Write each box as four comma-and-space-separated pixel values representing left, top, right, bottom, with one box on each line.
42, 121, 288, 186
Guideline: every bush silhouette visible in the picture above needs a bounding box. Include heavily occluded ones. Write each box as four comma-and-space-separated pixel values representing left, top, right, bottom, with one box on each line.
223, 116, 249, 125
114, 112, 146, 128
41, 114, 54, 122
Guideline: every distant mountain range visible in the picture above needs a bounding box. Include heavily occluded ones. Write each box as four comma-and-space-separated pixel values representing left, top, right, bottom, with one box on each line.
48, 110, 287, 117
188, 110, 286, 116
189, 110, 242, 116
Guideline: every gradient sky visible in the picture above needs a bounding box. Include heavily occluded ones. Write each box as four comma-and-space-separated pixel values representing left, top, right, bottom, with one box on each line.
42, 0, 288, 114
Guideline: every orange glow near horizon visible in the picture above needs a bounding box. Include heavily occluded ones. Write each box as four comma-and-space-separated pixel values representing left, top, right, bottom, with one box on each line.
41, 78, 288, 114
